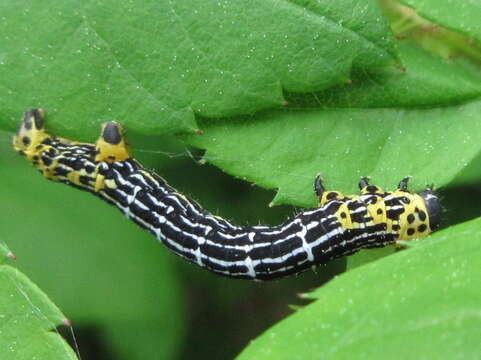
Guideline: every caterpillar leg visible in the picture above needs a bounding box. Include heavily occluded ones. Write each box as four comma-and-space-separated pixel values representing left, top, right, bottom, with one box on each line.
395, 239, 417, 248
398, 176, 412, 191
94, 122, 131, 162
358, 176, 370, 190
359, 177, 384, 195
315, 175, 344, 206
314, 174, 325, 198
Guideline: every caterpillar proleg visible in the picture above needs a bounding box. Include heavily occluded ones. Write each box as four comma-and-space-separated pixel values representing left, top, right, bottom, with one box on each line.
13, 109, 441, 280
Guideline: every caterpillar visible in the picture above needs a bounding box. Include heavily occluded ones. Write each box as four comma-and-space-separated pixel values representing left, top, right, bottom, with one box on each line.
13, 109, 441, 280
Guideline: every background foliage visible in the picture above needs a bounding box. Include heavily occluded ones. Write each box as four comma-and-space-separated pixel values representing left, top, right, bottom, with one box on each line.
0, 0, 480, 359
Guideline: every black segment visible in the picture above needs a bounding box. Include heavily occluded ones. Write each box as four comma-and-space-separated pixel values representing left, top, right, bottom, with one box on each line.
103, 122, 122, 145
41, 154, 52, 166
79, 175, 92, 186
418, 189, 442, 230
53, 166, 70, 178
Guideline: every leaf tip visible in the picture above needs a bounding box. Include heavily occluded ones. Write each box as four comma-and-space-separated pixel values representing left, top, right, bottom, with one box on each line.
287, 304, 303, 311
297, 292, 309, 299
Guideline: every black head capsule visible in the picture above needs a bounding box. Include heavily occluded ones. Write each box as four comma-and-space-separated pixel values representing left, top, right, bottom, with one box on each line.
418, 189, 442, 230
102, 122, 122, 145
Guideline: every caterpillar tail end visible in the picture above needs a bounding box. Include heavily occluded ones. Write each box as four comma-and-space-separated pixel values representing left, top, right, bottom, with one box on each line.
94, 122, 131, 162
13, 109, 49, 155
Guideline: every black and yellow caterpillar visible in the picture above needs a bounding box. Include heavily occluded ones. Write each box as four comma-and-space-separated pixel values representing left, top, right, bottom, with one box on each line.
13, 109, 441, 280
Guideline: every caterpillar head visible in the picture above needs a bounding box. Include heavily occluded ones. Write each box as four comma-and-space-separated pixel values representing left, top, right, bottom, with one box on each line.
13, 109, 49, 156
418, 189, 442, 231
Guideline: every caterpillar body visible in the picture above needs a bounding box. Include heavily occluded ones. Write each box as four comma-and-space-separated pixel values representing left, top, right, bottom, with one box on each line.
13, 109, 441, 280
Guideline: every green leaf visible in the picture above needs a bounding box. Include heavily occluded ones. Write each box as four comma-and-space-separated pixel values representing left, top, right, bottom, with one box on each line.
345, 247, 396, 270
0, 0, 396, 137
0, 243, 15, 264
287, 42, 481, 108
185, 43, 481, 207
401, 0, 481, 43
238, 217, 481, 360
0, 132, 184, 360
0, 264, 77, 359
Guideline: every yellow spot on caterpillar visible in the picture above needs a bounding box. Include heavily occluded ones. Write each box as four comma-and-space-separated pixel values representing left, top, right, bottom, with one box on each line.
95, 174, 106, 191
335, 203, 353, 229
105, 179, 117, 189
